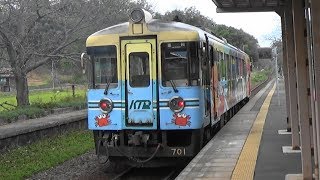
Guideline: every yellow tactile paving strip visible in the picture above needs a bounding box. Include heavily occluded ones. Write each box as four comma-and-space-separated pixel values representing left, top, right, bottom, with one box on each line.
231, 84, 276, 180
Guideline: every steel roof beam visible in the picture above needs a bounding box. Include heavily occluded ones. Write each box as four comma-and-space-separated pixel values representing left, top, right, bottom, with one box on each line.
212, 0, 222, 7
248, 0, 253, 7
216, 6, 279, 12
262, 0, 266, 6
231, 0, 236, 6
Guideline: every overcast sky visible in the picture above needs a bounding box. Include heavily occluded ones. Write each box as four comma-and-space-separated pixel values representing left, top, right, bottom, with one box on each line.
146, 0, 281, 47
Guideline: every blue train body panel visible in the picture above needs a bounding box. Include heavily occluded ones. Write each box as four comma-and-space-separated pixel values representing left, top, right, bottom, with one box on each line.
87, 88, 123, 130
159, 86, 202, 130
88, 85, 203, 130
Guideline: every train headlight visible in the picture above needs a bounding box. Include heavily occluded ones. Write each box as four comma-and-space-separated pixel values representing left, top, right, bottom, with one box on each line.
99, 99, 113, 113
130, 8, 144, 23
169, 96, 185, 112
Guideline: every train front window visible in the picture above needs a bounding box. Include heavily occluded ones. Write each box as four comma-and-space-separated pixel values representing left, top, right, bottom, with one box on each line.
129, 52, 150, 87
161, 42, 199, 87
87, 46, 118, 88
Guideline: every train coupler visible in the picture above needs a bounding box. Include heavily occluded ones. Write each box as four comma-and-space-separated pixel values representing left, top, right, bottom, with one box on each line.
128, 131, 150, 147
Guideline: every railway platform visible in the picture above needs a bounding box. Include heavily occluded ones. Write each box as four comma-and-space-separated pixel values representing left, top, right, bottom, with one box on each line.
0, 110, 86, 152
177, 79, 301, 180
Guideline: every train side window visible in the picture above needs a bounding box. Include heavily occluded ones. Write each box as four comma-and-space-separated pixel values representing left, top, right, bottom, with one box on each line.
236, 57, 241, 78
209, 46, 213, 66
210, 46, 217, 66
229, 55, 231, 80
201, 43, 210, 86
224, 53, 230, 80
234, 57, 237, 79
214, 48, 219, 64
217, 52, 221, 80
231, 56, 236, 80
230, 56, 234, 80
240, 58, 243, 77
219, 52, 225, 81
235, 57, 238, 79
189, 42, 199, 85
243, 59, 247, 77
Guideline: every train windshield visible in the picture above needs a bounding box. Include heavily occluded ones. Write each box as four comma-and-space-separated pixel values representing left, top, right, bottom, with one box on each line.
87, 46, 118, 88
129, 52, 150, 87
161, 42, 199, 87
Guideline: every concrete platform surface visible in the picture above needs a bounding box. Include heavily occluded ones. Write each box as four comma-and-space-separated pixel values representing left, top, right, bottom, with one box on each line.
176, 80, 275, 180
177, 79, 302, 179
0, 110, 86, 139
254, 80, 301, 180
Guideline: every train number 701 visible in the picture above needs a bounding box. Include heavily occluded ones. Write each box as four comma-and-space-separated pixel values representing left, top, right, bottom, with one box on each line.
171, 148, 186, 156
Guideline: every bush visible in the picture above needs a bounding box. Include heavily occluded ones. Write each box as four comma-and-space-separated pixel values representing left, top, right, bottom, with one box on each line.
251, 70, 270, 88
0, 91, 87, 123
33, 101, 59, 109
0, 106, 46, 123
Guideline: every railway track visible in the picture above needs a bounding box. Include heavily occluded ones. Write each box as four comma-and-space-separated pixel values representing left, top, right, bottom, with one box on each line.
111, 166, 183, 180
251, 76, 272, 97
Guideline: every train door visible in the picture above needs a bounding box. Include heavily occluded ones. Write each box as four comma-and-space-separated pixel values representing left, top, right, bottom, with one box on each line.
202, 40, 211, 127
211, 47, 219, 124
121, 39, 157, 130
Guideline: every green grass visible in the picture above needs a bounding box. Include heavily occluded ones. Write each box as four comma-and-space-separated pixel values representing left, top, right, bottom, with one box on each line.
251, 70, 270, 88
0, 130, 94, 180
0, 88, 87, 122
0, 106, 46, 123
0, 89, 87, 112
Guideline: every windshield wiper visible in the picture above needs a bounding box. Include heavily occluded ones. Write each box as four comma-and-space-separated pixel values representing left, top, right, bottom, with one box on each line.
169, 80, 179, 93
104, 77, 111, 95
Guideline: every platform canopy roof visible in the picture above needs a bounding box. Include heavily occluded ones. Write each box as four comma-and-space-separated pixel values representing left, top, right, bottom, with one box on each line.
212, 0, 286, 13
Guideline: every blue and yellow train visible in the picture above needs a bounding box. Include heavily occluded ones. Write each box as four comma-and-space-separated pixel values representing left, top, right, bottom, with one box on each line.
82, 8, 251, 166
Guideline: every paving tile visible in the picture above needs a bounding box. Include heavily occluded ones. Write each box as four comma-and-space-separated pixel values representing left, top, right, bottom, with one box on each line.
205, 166, 234, 172
254, 81, 302, 179
176, 81, 275, 179
203, 171, 233, 178
204, 162, 236, 167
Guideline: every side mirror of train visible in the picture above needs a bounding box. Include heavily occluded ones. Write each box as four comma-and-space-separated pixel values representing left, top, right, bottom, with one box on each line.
81, 53, 87, 74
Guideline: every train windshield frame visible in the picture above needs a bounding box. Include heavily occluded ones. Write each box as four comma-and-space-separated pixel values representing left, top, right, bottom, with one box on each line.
87, 45, 118, 89
161, 42, 199, 87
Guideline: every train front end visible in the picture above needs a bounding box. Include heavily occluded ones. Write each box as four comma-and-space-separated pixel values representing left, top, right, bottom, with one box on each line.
85, 9, 204, 166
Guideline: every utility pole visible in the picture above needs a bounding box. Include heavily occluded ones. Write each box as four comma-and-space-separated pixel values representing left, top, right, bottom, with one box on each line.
273, 47, 280, 106
51, 60, 55, 89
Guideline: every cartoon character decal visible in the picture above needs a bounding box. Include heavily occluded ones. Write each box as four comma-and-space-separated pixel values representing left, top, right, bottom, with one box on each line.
171, 113, 191, 127
95, 114, 111, 127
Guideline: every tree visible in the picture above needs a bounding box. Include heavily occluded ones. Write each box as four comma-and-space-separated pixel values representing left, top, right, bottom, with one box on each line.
0, 0, 150, 107
0, 0, 93, 106
271, 39, 283, 74
156, 8, 259, 62
160, 7, 216, 29
212, 25, 259, 62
